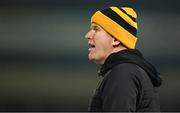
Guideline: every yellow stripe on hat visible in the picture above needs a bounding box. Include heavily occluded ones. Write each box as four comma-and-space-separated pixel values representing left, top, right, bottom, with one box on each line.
122, 7, 137, 18
110, 7, 137, 29
91, 11, 137, 49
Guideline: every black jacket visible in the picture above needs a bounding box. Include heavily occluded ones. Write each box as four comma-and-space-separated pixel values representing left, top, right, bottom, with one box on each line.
88, 49, 162, 112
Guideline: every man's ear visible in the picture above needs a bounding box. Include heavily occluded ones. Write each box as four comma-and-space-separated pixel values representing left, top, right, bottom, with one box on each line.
112, 38, 120, 47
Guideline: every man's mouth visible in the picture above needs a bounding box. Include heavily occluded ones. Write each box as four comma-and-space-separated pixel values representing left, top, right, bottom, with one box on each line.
88, 43, 95, 52
88, 43, 95, 48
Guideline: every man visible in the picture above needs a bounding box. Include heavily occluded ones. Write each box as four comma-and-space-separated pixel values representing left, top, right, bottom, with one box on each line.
85, 6, 162, 112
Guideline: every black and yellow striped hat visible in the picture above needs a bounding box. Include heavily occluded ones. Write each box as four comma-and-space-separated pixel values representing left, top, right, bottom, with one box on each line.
91, 6, 138, 49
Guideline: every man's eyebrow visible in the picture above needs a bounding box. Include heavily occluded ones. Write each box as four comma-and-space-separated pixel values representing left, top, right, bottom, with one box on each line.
90, 25, 99, 29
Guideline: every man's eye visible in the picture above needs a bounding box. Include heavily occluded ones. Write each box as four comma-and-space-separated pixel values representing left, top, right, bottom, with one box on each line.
93, 27, 99, 31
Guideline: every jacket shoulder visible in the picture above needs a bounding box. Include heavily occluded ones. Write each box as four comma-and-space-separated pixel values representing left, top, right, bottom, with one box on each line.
105, 63, 153, 91
109, 63, 147, 80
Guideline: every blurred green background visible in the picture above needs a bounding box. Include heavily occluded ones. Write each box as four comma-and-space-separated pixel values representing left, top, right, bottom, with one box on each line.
0, 0, 180, 111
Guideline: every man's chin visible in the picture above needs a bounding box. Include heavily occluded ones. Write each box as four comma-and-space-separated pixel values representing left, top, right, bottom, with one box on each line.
88, 56, 94, 61
88, 55, 95, 62
88, 57, 101, 64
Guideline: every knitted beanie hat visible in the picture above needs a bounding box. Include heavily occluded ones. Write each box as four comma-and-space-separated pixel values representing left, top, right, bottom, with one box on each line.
91, 6, 138, 49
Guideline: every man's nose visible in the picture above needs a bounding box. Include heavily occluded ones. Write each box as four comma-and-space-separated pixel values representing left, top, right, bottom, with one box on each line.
85, 30, 93, 40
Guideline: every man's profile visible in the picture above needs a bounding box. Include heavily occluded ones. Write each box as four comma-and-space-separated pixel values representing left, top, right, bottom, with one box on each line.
85, 6, 162, 112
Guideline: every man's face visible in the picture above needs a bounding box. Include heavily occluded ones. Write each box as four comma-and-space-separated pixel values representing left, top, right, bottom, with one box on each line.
85, 23, 114, 64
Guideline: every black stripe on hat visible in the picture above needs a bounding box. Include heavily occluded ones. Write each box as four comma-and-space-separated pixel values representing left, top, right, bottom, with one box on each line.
101, 8, 137, 37
118, 7, 136, 22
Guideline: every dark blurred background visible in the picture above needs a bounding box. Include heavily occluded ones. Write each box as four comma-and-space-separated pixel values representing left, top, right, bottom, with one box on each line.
0, 0, 180, 111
